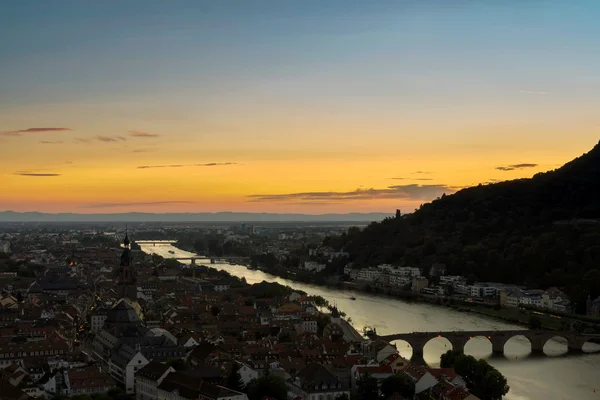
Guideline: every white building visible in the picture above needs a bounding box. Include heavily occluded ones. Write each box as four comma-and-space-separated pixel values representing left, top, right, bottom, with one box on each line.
303, 261, 326, 273
440, 275, 466, 286
109, 346, 149, 394
235, 362, 260, 387
90, 310, 108, 333
469, 284, 497, 298
135, 361, 174, 400
357, 268, 383, 282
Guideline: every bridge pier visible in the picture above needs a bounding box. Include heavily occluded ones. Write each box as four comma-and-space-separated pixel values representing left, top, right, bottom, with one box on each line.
411, 343, 424, 359
491, 337, 506, 354
530, 336, 545, 354
190, 258, 196, 265
450, 340, 465, 354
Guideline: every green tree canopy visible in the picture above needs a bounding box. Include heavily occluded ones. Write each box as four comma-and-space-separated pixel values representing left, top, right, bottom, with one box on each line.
356, 372, 379, 400
440, 350, 509, 400
246, 374, 288, 400
380, 374, 415, 399
227, 363, 245, 392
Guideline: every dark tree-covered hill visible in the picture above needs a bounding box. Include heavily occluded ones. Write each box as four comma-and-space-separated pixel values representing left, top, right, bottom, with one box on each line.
326, 141, 600, 313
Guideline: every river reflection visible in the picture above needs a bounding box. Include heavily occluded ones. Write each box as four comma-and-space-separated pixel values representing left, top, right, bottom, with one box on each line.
140, 244, 600, 400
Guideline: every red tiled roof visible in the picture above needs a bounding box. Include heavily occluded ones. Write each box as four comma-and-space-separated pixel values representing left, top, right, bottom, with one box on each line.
356, 365, 394, 375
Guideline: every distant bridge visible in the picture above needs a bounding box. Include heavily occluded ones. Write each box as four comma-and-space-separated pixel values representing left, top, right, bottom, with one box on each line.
377, 330, 600, 357
135, 240, 177, 245
169, 256, 250, 265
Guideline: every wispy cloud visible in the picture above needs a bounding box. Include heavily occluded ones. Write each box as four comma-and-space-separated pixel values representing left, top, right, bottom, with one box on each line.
131, 149, 156, 153
248, 184, 456, 203
520, 90, 549, 95
413, 171, 432, 175
495, 163, 538, 171
79, 201, 194, 208
39, 140, 64, 145
137, 162, 238, 169
129, 130, 160, 138
96, 135, 126, 142
1, 127, 71, 137
74, 136, 126, 144
15, 172, 61, 177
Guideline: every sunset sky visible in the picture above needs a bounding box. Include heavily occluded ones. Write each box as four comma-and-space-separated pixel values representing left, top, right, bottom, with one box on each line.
1, 1, 599, 214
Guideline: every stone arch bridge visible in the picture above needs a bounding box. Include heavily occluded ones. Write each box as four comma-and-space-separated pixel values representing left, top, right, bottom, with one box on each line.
378, 330, 600, 357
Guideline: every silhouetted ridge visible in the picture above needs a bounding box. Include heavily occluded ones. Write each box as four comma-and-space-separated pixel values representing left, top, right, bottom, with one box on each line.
326, 141, 600, 313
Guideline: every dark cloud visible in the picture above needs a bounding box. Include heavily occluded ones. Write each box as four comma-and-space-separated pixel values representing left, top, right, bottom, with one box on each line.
15, 173, 61, 177
96, 135, 126, 142
390, 177, 433, 181
248, 184, 456, 203
495, 163, 538, 171
137, 162, 238, 169
79, 201, 194, 208
1, 127, 71, 136
129, 130, 160, 138
39, 140, 64, 144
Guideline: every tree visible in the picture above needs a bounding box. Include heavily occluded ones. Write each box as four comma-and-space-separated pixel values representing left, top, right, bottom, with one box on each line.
211, 306, 221, 316
440, 350, 509, 400
227, 363, 245, 392
90, 394, 113, 400
528, 315, 542, 330
246, 374, 288, 400
381, 374, 415, 398
166, 358, 187, 371
356, 372, 379, 400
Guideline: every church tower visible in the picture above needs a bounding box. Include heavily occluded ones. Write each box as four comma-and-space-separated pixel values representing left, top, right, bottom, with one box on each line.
118, 231, 137, 300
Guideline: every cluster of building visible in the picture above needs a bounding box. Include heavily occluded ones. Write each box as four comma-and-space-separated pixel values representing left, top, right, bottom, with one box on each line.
0, 228, 486, 400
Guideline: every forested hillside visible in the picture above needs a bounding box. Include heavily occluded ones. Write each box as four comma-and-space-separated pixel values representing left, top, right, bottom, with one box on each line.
326, 141, 600, 313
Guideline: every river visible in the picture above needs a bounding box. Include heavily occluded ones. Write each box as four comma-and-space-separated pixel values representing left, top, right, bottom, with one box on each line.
140, 243, 600, 400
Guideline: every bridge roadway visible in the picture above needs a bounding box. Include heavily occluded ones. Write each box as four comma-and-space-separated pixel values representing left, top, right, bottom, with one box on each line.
378, 330, 600, 357
170, 256, 250, 265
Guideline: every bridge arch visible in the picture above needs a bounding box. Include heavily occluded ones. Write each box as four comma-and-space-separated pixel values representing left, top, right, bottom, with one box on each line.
423, 335, 454, 360
504, 334, 534, 357
390, 339, 413, 360
543, 335, 569, 355
464, 335, 493, 356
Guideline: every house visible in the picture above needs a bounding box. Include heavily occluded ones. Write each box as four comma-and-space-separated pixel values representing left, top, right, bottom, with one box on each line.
289, 292, 303, 302
402, 364, 438, 395
412, 277, 429, 293
65, 366, 115, 396
279, 303, 302, 314
109, 345, 149, 393
367, 340, 398, 363
135, 360, 175, 400
157, 370, 247, 400
234, 361, 259, 387
350, 365, 393, 388
381, 353, 410, 374
286, 363, 350, 400
89, 308, 108, 333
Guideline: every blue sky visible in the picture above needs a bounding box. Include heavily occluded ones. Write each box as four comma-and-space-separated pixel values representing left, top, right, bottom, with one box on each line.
1, 1, 599, 213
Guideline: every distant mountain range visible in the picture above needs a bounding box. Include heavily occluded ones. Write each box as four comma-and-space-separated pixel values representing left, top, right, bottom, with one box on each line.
0, 211, 393, 223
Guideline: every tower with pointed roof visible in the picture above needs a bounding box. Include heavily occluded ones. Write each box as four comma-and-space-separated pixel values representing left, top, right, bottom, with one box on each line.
118, 230, 137, 300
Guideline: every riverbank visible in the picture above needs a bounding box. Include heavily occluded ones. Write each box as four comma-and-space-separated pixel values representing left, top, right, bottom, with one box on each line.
240, 264, 600, 335
149, 242, 600, 334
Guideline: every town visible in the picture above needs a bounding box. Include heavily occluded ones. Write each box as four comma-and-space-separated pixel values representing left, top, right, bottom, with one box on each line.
0, 224, 522, 399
